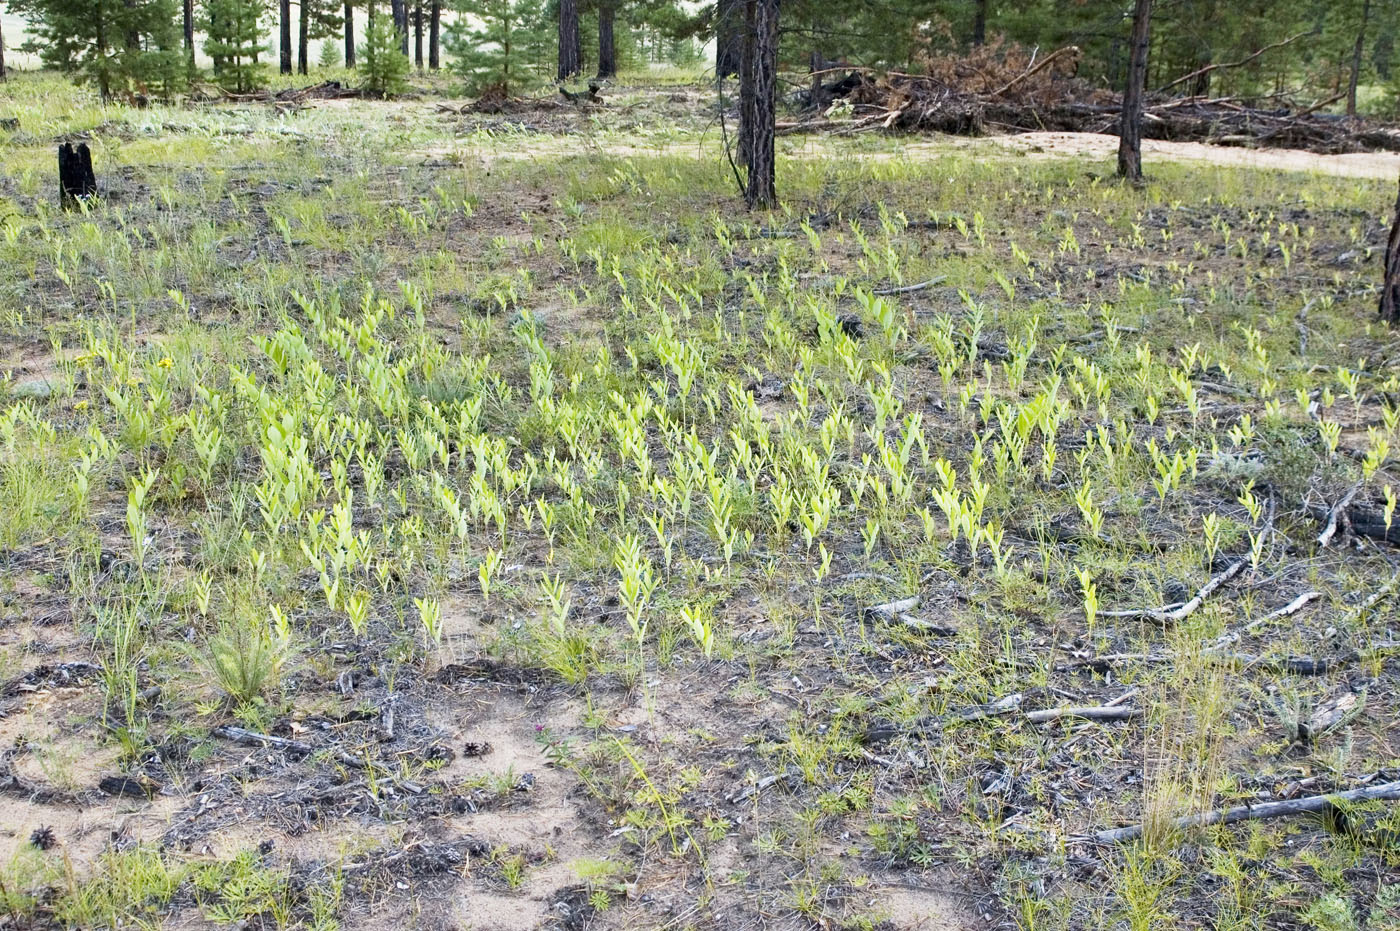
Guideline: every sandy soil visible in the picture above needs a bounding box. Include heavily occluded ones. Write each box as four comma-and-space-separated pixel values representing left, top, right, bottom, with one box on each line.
966, 130, 1400, 179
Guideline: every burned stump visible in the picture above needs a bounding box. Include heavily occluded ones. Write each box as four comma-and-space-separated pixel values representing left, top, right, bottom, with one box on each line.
58, 142, 97, 207
1382, 176, 1400, 324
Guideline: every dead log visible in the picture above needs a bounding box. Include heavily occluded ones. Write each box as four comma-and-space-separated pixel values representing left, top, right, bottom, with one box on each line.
58, 142, 96, 207
1306, 499, 1400, 546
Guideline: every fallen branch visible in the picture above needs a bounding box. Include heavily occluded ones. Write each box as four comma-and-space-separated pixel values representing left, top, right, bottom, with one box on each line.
1024, 705, 1142, 724
1158, 32, 1312, 95
1099, 559, 1246, 624
864, 693, 1140, 741
728, 768, 801, 804
990, 45, 1080, 98
1210, 590, 1324, 650
1084, 778, 1400, 844
1060, 649, 1354, 676
214, 724, 363, 770
1348, 567, 1400, 619
1251, 590, 1324, 628
863, 693, 1023, 742
898, 614, 960, 636
866, 595, 919, 619
1317, 482, 1363, 547
872, 275, 947, 295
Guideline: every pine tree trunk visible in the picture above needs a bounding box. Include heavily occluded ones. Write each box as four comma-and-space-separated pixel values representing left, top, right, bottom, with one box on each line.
1, 15, 7, 81
1191, 43, 1211, 96
280, 0, 293, 73
345, 2, 356, 67
972, 0, 987, 46
96, 20, 112, 96
808, 50, 826, 110
742, 0, 778, 209
737, 0, 755, 167
716, 0, 742, 78
1117, 0, 1152, 183
182, 0, 194, 57
393, 0, 408, 55
209, 6, 223, 75
298, 0, 310, 74
1381, 177, 1400, 324
557, 0, 580, 79
413, 2, 422, 69
1349, 0, 1371, 116
428, 0, 440, 69
125, 0, 140, 52
597, 2, 616, 78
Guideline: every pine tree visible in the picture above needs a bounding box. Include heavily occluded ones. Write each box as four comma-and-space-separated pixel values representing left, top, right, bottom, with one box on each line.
299, 0, 343, 73
343, 0, 355, 67
359, 7, 410, 94
1118, 0, 1152, 183
15, 0, 184, 97
558, 0, 581, 78
318, 32, 342, 66
445, 0, 549, 95
204, 0, 267, 91
740, 0, 777, 209
428, 0, 440, 69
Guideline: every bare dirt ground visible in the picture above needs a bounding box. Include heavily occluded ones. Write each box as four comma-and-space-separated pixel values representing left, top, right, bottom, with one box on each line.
2, 78, 1398, 931
410, 99, 1400, 179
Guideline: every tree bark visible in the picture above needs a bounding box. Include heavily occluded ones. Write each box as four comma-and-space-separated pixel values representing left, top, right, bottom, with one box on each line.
298, 0, 310, 74
597, 2, 616, 78
59, 143, 98, 207
391, 0, 408, 55
742, 0, 778, 209
344, 1, 356, 67
182, 0, 194, 61
972, 0, 987, 46
737, 0, 755, 167
280, 0, 293, 73
1, 13, 7, 81
124, 0, 140, 52
428, 0, 440, 69
413, 2, 422, 69
557, 0, 581, 79
808, 50, 826, 111
1117, 0, 1152, 183
1348, 0, 1371, 117
1380, 177, 1400, 324
209, 5, 223, 76
716, 0, 742, 78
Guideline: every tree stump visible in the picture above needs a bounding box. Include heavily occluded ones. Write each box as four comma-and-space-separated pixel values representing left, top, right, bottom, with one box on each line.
1381, 176, 1400, 324
58, 143, 97, 207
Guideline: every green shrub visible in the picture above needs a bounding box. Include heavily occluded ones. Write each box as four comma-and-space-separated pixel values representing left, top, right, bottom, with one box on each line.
358, 15, 410, 96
